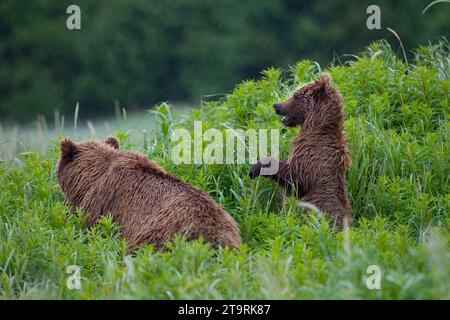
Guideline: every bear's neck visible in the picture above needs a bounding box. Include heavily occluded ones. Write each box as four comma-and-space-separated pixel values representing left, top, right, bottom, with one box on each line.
302, 99, 344, 135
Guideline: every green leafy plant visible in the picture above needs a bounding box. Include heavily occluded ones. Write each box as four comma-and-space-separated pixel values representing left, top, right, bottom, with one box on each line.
0, 41, 449, 299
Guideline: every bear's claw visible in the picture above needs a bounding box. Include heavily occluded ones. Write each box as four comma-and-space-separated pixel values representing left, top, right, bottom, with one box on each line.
248, 162, 262, 179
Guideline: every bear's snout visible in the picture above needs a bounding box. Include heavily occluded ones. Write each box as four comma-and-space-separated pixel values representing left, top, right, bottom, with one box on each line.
273, 103, 283, 115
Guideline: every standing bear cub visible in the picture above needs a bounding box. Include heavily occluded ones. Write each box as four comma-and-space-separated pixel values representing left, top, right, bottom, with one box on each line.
249, 73, 352, 227
57, 136, 241, 250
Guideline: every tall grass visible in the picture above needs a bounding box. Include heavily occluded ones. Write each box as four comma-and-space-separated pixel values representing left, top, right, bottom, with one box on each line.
0, 105, 190, 163
0, 40, 449, 299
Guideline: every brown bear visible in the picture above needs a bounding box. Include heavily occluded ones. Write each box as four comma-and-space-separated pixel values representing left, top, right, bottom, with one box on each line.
56, 136, 241, 250
249, 73, 352, 227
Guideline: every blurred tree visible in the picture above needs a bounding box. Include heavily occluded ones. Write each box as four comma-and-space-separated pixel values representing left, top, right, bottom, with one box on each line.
0, 0, 448, 121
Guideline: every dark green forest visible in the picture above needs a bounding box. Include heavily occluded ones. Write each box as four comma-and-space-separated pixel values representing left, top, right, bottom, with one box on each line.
1, 0, 449, 121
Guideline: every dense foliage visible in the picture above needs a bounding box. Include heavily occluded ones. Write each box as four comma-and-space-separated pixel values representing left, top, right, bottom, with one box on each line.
1, 0, 449, 121
0, 41, 449, 299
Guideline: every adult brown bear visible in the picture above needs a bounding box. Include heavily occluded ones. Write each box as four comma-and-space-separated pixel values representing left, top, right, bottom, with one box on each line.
57, 136, 241, 250
249, 74, 352, 227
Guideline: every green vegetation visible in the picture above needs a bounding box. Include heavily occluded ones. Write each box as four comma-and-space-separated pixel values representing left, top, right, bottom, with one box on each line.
0, 41, 449, 299
0, 104, 191, 162
1, 0, 449, 121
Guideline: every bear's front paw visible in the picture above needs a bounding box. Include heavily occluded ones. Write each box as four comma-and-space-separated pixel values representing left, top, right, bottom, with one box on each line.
248, 161, 262, 179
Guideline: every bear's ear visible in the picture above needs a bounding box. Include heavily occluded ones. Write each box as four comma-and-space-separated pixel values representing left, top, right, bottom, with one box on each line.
314, 73, 331, 90
104, 136, 119, 149
60, 138, 77, 159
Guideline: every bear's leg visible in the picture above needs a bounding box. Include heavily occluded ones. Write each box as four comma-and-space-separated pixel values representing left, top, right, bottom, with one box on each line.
249, 158, 299, 193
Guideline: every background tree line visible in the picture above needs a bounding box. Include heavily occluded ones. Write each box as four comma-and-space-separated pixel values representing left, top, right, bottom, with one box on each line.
0, 0, 448, 122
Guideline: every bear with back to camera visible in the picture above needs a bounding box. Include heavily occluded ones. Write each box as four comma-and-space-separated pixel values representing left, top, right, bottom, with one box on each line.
249, 73, 352, 227
56, 136, 241, 250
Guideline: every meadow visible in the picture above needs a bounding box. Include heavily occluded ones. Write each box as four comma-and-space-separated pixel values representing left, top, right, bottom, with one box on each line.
0, 40, 449, 299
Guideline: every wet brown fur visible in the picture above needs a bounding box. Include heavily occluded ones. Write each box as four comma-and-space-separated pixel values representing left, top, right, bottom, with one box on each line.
249, 74, 352, 227
57, 137, 241, 250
